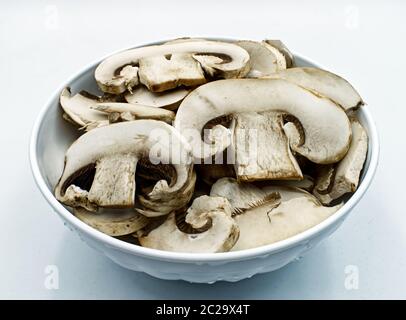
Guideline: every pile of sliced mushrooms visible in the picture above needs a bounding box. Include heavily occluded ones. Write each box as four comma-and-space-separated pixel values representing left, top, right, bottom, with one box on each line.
55, 38, 368, 253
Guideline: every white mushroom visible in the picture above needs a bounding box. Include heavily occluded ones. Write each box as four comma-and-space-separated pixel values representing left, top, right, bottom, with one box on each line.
267, 68, 363, 110
59, 88, 110, 130
263, 40, 295, 68
230, 111, 302, 181
95, 40, 250, 94
313, 119, 368, 204
55, 120, 194, 215
210, 177, 309, 211
138, 196, 239, 253
232, 195, 341, 250
74, 207, 149, 236
236, 40, 284, 77
210, 178, 341, 250
124, 86, 189, 110
270, 175, 315, 192
261, 41, 287, 70
92, 103, 175, 124
174, 79, 352, 164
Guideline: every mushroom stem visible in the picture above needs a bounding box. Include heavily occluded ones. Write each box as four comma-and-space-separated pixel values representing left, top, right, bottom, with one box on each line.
88, 154, 138, 208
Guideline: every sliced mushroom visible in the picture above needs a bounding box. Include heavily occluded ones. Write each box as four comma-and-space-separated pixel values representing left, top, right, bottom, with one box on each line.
92, 103, 175, 124
210, 177, 309, 212
230, 111, 302, 181
267, 68, 363, 110
263, 40, 295, 68
269, 175, 315, 192
209, 177, 341, 250
174, 79, 352, 164
236, 40, 282, 77
95, 40, 250, 94
138, 196, 239, 253
73, 207, 149, 236
55, 120, 193, 215
313, 120, 368, 204
261, 41, 287, 70
232, 195, 341, 250
60, 88, 110, 130
124, 86, 189, 110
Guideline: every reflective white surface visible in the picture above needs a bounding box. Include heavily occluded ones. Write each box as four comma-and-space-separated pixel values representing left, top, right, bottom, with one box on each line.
1, 0, 405, 298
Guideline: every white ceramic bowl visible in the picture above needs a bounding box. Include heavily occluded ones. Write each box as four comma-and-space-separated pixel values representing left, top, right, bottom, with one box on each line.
30, 40, 379, 283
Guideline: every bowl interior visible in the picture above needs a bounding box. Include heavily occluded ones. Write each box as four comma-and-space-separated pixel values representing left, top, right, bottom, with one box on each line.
32, 45, 376, 261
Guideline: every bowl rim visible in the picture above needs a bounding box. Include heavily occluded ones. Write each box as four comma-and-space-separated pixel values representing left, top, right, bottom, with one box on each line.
29, 38, 380, 263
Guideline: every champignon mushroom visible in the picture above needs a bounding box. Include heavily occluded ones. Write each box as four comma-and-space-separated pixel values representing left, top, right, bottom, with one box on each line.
73, 207, 149, 236
124, 86, 189, 110
55, 120, 194, 215
230, 111, 303, 181
92, 103, 175, 124
263, 40, 295, 68
138, 196, 239, 253
174, 79, 352, 164
232, 195, 341, 250
236, 40, 284, 77
60, 88, 110, 131
268, 175, 315, 192
313, 119, 368, 204
266, 68, 363, 110
210, 177, 341, 250
95, 40, 250, 94
210, 177, 309, 211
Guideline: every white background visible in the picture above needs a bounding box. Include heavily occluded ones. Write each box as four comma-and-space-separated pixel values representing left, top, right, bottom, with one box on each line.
1, 0, 405, 299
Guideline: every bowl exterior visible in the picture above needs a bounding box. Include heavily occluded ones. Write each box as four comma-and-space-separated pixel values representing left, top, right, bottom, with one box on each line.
30, 40, 379, 283
58, 208, 348, 283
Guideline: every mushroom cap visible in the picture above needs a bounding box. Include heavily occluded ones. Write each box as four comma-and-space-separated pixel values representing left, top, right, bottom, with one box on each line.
138, 196, 239, 253
266, 67, 363, 110
95, 40, 250, 94
174, 78, 352, 164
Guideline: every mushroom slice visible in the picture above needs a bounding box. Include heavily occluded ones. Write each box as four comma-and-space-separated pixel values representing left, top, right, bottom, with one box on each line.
174, 79, 352, 164
73, 207, 149, 236
93, 103, 175, 124
267, 68, 363, 110
263, 40, 295, 68
231, 111, 302, 181
59, 88, 110, 130
138, 196, 239, 253
270, 175, 315, 192
209, 177, 341, 250
232, 195, 342, 251
236, 40, 281, 77
313, 120, 368, 204
55, 120, 193, 213
124, 86, 189, 110
210, 177, 310, 212
95, 40, 250, 94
